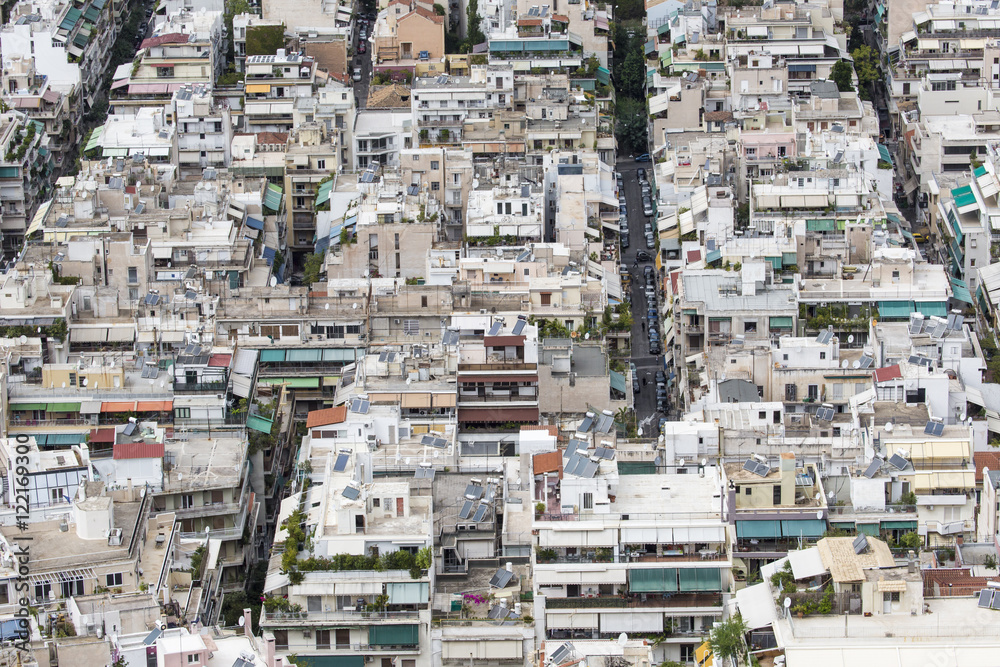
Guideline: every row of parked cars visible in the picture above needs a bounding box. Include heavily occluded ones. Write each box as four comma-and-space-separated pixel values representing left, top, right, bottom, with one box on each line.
642, 265, 662, 356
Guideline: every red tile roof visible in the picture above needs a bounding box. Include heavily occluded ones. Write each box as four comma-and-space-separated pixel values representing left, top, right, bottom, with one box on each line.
407, 6, 444, 23
139, 33, 189, 49
872, 364, 901, 383
974, 451, 1000, 483
307, 405, 348, 428
113, 442, 165, 460
533, 451, 563, 477
923, 568, 999, 597
208, 353, 232, 367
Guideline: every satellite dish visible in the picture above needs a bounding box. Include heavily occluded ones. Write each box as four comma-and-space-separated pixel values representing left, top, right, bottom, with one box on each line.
841, 359, 849, 369
848, 334, 855, 343
852, 360, 861, 369
701, 458, 708, 466
352, 303, 359, 309
325, 303, 330, 310
617, 633, 628, 646
18, 335, 27, 344
885, 422, 894, 432
815, 509, 823, 519
238, 617, 245, 627
678, 458, 685, 468
205, 526, 211, 534
783, 597, 792, 609
960, 412, 967, 421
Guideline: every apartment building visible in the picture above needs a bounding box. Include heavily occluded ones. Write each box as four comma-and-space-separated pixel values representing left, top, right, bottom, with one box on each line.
172, 85, 233, 177
1, 57, 76, 179
244, 50, 318, 132
0, 111, 48, 252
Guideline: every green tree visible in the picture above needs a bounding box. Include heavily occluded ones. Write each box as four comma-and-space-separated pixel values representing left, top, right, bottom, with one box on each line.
433, 2, 445, 14
302, 252, 326, 285
224, 0, 252, 61
971, 150, 984, 169
708, 613, 749, 667
850, 45, 879, 99
615, 97, 648, 154
830, 59, 855, 92
465, 0, 485, 46
618, 48, 645, 99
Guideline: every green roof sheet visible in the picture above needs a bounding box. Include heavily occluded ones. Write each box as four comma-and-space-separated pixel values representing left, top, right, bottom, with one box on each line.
315, 180, 333, 207
877, 144, 891, 164
263, 182, 283, 211
951, 184, 972, 197
951, 277, 973, 304
609, 369, 627, 393
955, 192, 977, 209
974, 165, 987, 178
59, 7, 82, 30
83, 5, 100, 22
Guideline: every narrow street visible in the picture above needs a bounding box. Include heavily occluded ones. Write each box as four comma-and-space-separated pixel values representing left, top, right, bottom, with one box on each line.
617, 158, 663, 435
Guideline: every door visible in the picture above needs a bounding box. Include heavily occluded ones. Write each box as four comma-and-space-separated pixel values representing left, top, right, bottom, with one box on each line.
883, 592, 892, 614
396, 497, 404, 516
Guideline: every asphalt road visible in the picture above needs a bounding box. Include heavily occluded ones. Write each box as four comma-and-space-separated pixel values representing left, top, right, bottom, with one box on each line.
617, 159, 665, 435
354, 26, 373, 108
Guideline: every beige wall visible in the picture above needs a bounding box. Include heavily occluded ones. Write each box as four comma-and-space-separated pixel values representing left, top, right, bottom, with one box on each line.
396, 13, 444, 60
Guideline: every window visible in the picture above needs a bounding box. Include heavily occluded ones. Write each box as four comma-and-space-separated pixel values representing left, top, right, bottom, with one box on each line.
274, 630, 288, 651
744, 321, 757, 333
316, 629, 331, 649
431, 181, 440, 191
335, 629, 350, 648
807, 384, 819, 400
833, 383, 843, 400
820, 352, 826, 360
69, 372, 77, 387
403, 320, 419, 335
431, 161, 439, 170
421, 296, 428, 308
884, 591, 900, 602
51, 488, 63, 503
758, 411, 766, 420
680, 645, 695, 662
182, 495, 194, 509
106, 573, 123, 587
187, 655, 200, 665
773, 485, 782, 504
61, 579, 83, 598
307, 595, 322, 612
175, 407, 191, 419
34, 582, 51, 602
583, 492, 593, 509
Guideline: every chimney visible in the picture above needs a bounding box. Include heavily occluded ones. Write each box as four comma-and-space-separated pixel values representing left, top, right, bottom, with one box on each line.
907, 550, 917, 573
264, 632, 276, 667
779, 452, 796, 506
243, 608, 253, 639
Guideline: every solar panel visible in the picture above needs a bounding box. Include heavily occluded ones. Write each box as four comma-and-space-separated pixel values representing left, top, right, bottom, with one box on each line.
990, 593, 1000, 611
342, 485, 360, 500
378, 351, 388, 362
565, 453, 588, 476
185, 290, 198, 301
488, 321, 502, 336
420, 435, 435, 446
978, 589, 994, 608
595, 447, 615, 460
141, 364, 158, 378
487, 605, 508, 619
144, 293, 159, 305
566, 439, 585, 458
143, 628, 162, 646
407, 184, 419, 196
184, 344, 202, 356
432, 437, 447, 448
853, 534, 868, 554
753, 462, 770, 477
816, 330, 833, 344
350, 398, 370, 414
929, 319, 947, 338
550, 643, 573, 664
459, 500, 474, 519
123, 422, 137, 436
578, 414, 594, 433
489, 568, 514, 588
512, 318, 526, 335
473, 504, 488, 522
581, 460, 599, 478
858, 355, 874, 369
414, 466, 435, 480
923, 422, 944, 437
888, 453, 908, 470
516, 250, 531, 262
385, 352, 397, 362
595, 413, 614, 433
743, 459, 758, 473
863, 457, 882, 479
816, 407, 834, 421
443, 330, 460, 345
947, 313, 965, 330
465, 484, 483, 500
333, 450, 350, 472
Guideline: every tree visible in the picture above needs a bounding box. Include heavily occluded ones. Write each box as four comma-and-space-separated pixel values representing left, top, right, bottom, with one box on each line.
465, 0, 485, 47
302, 252, 326, 285
618, 48, 645, 99
224, 0, 252, 61
830, 59, 855, 92
971, 150, 984, 169
850, 45, 879, 99
708, 613, 749, 667
615, 97, 648, 154
433, 2, 445, 14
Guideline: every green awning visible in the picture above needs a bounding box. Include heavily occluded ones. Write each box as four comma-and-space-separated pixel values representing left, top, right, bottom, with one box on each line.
645, 38, 656, 55
73, 31, 89, 48
246, 414, 274, 433
59, 7, 82, 30
881, 520, 917, 530
769, 316, 793, 329
609, 369, 627, 393
877, 144, 892, 164
286, 349, 322, 362
781, 519, 826, 538
706, 249, 722, 263
806, 219, 836, 232
617, 461, 656, 475
260, 349, 286, 362
678, 568, 722, 591
296, 658, 364, 667
951, 277, 974, 304
315, 180, 333, 207
683, 309, 697, 315
659, 50, 672, 67
657, 22, 671, 35
628, 568, 678, 592
323, 348, 357, 361
736, 520, 780, 539
368, 625, 419, 646
878, 301, 913, 319
263, 183, 283, 212
85, 127, 103, 151
258, 377, 320, 388
975, 165, 987, 178
47, 402, 81, 412
387, 582, 429, 604
954, 191, 977, 210
915, 301, 947, 317
83, 5, 100, 22
10, 403, 46, 410
857, 523, 879, 536
782, 252, 798, 266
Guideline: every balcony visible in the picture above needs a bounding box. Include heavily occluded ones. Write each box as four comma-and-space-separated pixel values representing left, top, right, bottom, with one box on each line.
262, 609, 420, 625
173, 381, 228, 394
546, 592, 722, 609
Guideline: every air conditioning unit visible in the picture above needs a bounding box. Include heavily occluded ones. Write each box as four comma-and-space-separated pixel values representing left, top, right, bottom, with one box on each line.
302, 630, 312, 638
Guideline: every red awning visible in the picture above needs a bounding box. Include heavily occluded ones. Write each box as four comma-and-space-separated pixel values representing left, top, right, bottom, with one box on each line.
89, 428, 117, 443
208, 353, 232, 367
110, 78, 130, 89
458, 407, 539, 423
136, 400, 173, 411
484, 335, 526, 347
457, 374, 538, 383
873, 365, 902, 383
114, 442, 165, 460
101, 401, 137, 413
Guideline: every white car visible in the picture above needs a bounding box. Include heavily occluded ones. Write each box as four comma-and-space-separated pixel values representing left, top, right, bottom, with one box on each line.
353, 67, 362, 82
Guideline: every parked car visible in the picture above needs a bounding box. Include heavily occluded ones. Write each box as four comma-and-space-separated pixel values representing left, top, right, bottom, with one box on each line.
912, 232, 927, 243
636, 153, 651, 162
655, 370, 666, 385
620, 234, 630, 249
353, 67, 362, 81
643, 265, 655, 277
649, 342, 662, 355
645, 233, 655, 249
636, 250, 653, 262
637, 167, 646, 179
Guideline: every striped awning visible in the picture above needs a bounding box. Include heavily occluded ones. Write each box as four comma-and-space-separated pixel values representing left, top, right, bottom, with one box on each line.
877, 579, 907, 592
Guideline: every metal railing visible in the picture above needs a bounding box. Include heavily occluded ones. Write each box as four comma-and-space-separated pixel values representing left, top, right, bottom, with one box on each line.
262, 609, 419, 623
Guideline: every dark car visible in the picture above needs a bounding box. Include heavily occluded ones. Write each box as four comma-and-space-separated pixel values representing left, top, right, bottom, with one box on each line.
620, 235, 630, 249
650, 342, 662, 355
636, 153, 651, 162
619, 205, 628, 216
655, 370, 666, 385
632, 375, 640, 393
637, 167, 646, 179
636, 250, 653, 262
358, 43, 366, 54
644, 265, 655, 277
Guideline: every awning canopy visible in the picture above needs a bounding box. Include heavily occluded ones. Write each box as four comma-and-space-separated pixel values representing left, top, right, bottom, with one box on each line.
136, 400, 172, 411
951, 277, 973, 304
878, 301, 913, 319
101, 401, 137, 412
457, 407, 539, 423
609, 369, 627, 393
71, 328, 108, 342
877, 144, 892, 164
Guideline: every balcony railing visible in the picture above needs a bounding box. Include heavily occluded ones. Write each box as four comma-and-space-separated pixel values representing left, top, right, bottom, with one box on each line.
173, 381, 229, 394
262, 609, 419, 624
545, 592, 722, 609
